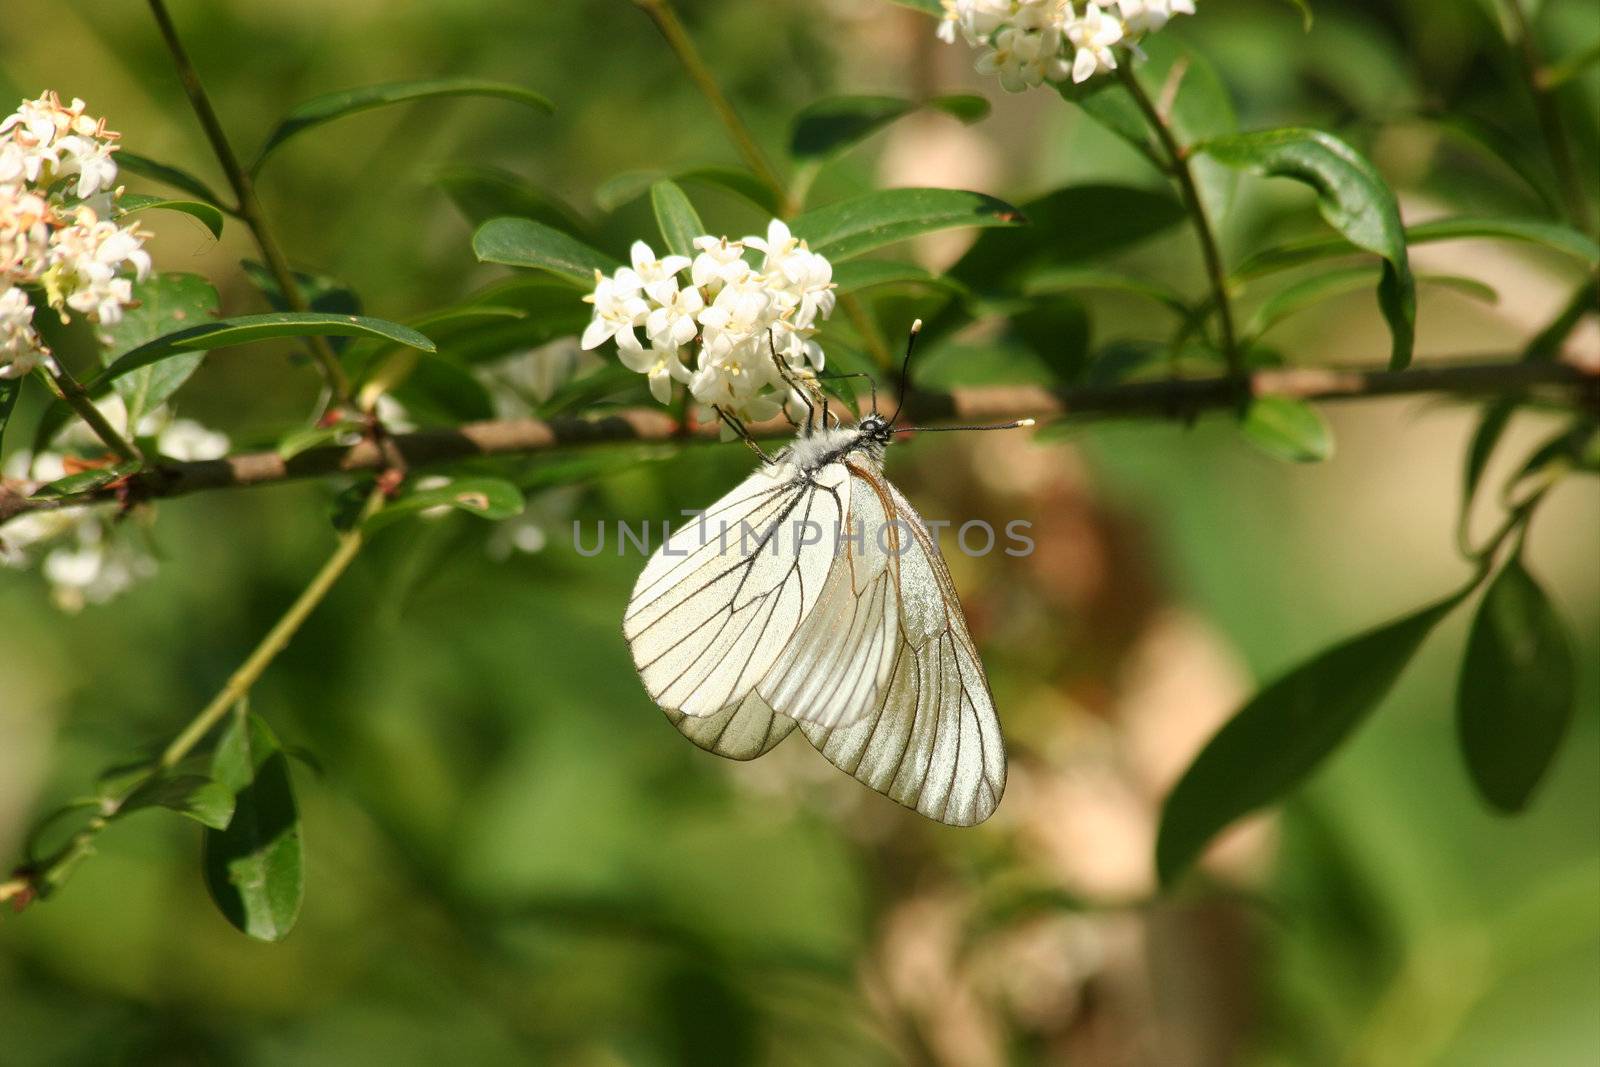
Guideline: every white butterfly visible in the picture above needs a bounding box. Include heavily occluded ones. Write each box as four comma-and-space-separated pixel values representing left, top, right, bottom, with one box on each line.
624, 402, 1017, 826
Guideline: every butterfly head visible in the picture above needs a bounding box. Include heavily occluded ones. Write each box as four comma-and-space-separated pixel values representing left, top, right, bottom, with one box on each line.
857, 413, 894, 448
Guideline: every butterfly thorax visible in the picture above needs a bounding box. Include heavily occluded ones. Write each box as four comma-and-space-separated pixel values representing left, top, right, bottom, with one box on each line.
780, 417, 893, 474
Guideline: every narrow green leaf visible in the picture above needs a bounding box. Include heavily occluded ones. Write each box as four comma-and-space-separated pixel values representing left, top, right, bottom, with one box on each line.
1247, 268, 1495, 339
595, 166, 781, 217
1199, 127, 1416, 368
252, 78, 553, 173
789, 94, 989, 162
239, 261, 360, 318
1023, 267, 1190, 317
1156, 594, 1462, 885
0, 378, 20, 453
947, 185, 1185, 292
1241, 396, 1334, 463
115, 151, 229, 208
790, 188, 1024, 261
650, 180, 705, 259
1459, 400, 1516, 552
1540, 39, 1600, 90
364, 476, 525, 533
91, 314, 435, 392
118, 774, 235, 830
98, 273, 222, 430
276, 424, 350, 461
831, 260, 966, 297
115, 194, 225, 239
434, 165, 591, 235
203, 713, 303, 942
29, 461, 141, 500
473, 217, 620, 286
1235, 216, 1600, 279
1458, 559, 1576, 813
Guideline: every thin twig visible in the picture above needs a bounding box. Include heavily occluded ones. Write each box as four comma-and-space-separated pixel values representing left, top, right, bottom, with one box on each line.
3, 488, 385, 906
629, 0, 793, 216
3, 358, 1590, 527
160, 488, 384, 768
1116, 64, 1244, 381
143, 0, 353, 405
33, 361, 143, 463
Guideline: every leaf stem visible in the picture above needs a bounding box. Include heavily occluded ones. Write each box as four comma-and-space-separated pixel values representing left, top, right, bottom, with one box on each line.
629, 0, 793, 217
142, 0, 352, 405
160, 488, 384, 769
33, 361, 143, 463
1500, 0, 1593, 232
1115, 63, 1244, 380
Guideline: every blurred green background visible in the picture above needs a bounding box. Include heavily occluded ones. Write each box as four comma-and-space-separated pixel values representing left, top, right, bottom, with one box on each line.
1, 1, 1597, 1064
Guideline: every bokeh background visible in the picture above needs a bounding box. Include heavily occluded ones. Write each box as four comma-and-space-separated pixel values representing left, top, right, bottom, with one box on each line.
1, 1, 1597, 1064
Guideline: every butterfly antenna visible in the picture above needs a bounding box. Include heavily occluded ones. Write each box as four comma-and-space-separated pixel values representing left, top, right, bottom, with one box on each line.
886, 319, 923, 426
894, 419, 1037, 434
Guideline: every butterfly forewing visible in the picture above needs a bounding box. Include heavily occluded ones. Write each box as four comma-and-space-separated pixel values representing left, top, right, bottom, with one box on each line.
624, 461, 848, 717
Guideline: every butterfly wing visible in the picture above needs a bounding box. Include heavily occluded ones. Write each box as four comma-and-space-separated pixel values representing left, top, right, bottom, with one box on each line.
663, 692, 798, 761
625, 461, 849, 717
755, 465, 901, 729
798, 472, 1006, 827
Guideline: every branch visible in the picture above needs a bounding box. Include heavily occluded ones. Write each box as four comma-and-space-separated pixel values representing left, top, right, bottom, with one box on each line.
2, 358, 1591, 528
144, 0, 353, 406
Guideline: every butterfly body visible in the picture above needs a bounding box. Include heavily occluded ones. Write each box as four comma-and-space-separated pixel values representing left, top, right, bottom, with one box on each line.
624, 415, 1006, 826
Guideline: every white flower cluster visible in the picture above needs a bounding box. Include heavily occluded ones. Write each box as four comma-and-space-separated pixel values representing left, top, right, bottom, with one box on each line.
0, 92, 150, 378
580, 220, 836, 425
938, 0, 1195, 90
1, 397, 229, 612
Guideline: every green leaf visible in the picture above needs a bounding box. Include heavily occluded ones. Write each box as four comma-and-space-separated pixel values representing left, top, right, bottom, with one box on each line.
947, 185, 1185, 293
0, 378, 20, 453
1156, 594, 1462, 885
789, 94, 989, 161
390, 353, 495, 424
473, 217, 620, 286
434, 165, 592, 235
115, 194, 225, 239
789, 188, 1024, 261
1023, 267, 1190, 317
884, 0, 941, 13
1540, 39, 1600, 90
650, 180, 706, 259
276, 424, 351, 461
29, 461, 141, 500
1241, 396, 1334, 463
1247, 268, 1496, 339
251, 78, 553, 173
1458, 558, 1576, 813
1199, 127, 1416, 368
1459, 400, 1516, 552
595, 166, 781, 217
831, 260, 966, 297
365, 477, 525, 533
239, 261, 360, 319
98, 273, 222, 430
115, 151, 229, 208
118, 774, 234, 830
1235, 216, 1600, 279
203, 713, 303, 942
91, 314, 435, 392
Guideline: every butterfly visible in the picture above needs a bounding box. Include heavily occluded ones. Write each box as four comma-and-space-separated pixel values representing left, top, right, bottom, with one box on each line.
623, 327, 1030, 826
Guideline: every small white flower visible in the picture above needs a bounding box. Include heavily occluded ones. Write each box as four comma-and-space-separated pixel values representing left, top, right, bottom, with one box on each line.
156, 418, 229, 461
618, 342, 690, 405
0, 182, 54, 285
628, 240, 691, 286
0, 285, 44, 379
0, 93, 121, 198
1116, 0, 1195, 34
42, 205, 150, 325
644, 278, 704, 350
690, 236, 751, 292
1067, 3, 1125, 83
581, 268, 650, 352
41, 517, 155, 613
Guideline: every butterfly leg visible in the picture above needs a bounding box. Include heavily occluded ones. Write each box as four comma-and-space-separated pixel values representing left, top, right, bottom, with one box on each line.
712, 405, 774, 463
